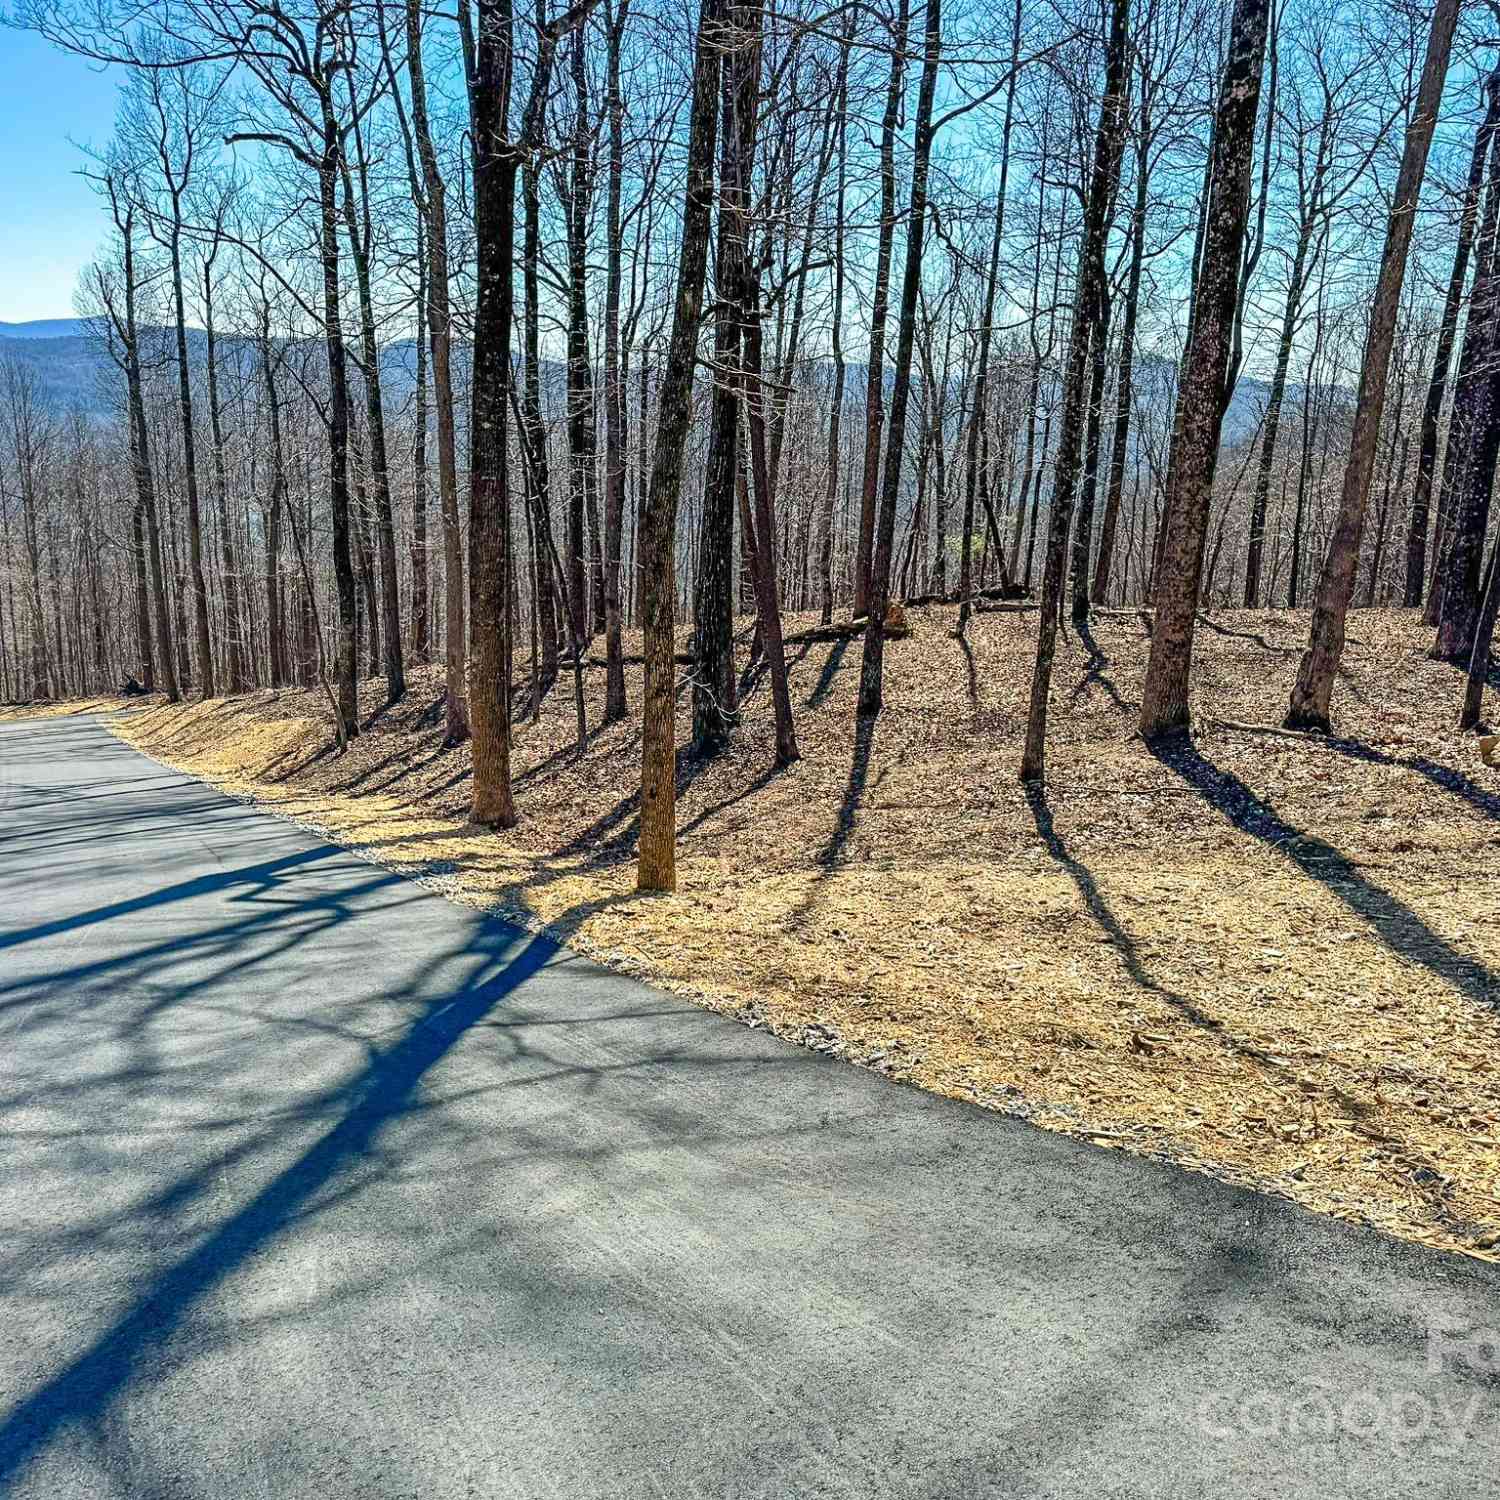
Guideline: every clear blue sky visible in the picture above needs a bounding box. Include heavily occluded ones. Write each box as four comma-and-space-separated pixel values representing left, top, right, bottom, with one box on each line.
0, 27, 122, 322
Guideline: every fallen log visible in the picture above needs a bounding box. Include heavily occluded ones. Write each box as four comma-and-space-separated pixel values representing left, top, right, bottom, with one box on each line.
782, 620, 867, 647
574, 651, 698, 669
904, 583, 1031, 607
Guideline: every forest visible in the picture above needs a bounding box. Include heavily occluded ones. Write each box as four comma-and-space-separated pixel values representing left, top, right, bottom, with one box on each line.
3, 0, 1500, 1255
0, 0, 1494, 883
11, 0, 1500, 1474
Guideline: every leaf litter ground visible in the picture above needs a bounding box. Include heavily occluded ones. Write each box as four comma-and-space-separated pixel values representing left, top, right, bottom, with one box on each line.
80, 604, 1500, 1259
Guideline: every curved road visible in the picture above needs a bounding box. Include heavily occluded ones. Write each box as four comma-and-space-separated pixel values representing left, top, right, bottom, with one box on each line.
1, 714, 1497, 1498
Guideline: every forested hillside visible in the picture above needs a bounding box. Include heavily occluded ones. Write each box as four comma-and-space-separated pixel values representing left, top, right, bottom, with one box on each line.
5, 0, 1500, 1265
88, 600, 1500, 1257
0, 0, 1493, 886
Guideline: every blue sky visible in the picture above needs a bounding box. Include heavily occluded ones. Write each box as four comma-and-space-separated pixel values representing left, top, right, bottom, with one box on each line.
0, 27, 122, 322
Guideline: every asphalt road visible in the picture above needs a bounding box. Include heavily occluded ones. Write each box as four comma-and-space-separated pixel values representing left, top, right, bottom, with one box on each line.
2, 713, 1499, 1499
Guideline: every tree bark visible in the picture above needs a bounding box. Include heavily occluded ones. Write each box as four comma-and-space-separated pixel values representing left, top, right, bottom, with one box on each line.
1092, 119, 1149, 606
1461, 533, 1500, 731
468, 0, 520, 828
1408, 69, 1500, 610
405, 0, 468, 742
317, 102, 359, 739
958, 0, 1021, 635
858, 0, 943, 717
853, 0, 911, 619
565, 29, 602, 649
691, 0, 754, 758
339, 99, 406, 704
1020, 0, 1131, 777
637, 0, 722, 893
1287, 0, 1460, 726
259, 307, 288, 688
1243, 224, 1316, 606
521, 146, 564, 698
1136, 0, 1269, 741
119, 205, 179, 704
602, 0, 631, 722
816, 21, 852, 627
202, 252, 246, 693
411, 231, 431, 662
167, 222, 214, 698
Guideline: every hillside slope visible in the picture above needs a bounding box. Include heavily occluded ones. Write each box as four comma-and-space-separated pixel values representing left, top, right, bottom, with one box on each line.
105, 603, 1500, 1257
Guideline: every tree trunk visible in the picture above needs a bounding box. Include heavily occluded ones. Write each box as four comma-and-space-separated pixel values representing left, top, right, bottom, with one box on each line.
1461, 534, 1500, 730
958, 0, 1020, 634
168, 224, 214, 699
853, 0, 911, 619
521, 152, 564, 696
1432, 103, 1500, 646
565, 29, 602, 649
1092, 120, 1149, 606
411, 234, 431, 661
1287, 0, 1460, 725
1433, 208, 1500, 665
1020, 0, 1131, 777
122, 213, 179, 704
468, 0, 520, 828
339, 111, 406, 704
816, 21, 852, 627
741, 165, 800, 760
406, 0, 468, 742
858, 0, 942, 717
1243, 225, 1315, 606
1068, 278, 1112, 623
202, 257, 246, 693
1136, 0, 1269, 741
602, 0, 631, 722
260, 313, 288, 689
1408, 69, 1500, 610
691, 0, 754, 758
637, 0, 722, 893
317, 112, 360, 739
130, 497, 154, 691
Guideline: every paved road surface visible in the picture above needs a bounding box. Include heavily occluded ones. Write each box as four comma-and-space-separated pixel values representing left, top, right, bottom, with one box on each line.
1, 714, 1498, 1498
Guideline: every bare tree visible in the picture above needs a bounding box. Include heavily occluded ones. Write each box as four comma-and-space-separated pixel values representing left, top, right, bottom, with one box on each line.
1021, 0, 1133, 777
1136, 0, 1270, 740
1286, 0, 1460, 728
637, 0, 723, 893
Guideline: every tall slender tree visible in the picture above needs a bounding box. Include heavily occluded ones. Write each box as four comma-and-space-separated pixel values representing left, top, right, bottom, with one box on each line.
637, 0, 723, 893
1287, 0, 1461, 728
1137, 0, 1270, 742
1021, 0, 1132, 777
858, 0, 944, 718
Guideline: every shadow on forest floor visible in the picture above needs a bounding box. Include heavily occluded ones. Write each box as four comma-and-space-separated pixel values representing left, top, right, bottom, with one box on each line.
1150, 736, 1500, 1008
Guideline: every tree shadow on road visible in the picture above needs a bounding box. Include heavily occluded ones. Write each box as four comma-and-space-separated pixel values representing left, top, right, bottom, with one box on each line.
0, 813, 802, 1493
0, 912, 556, 1489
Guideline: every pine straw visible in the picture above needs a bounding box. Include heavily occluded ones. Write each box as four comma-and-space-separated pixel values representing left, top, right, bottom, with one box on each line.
99, 603, 1500, 1260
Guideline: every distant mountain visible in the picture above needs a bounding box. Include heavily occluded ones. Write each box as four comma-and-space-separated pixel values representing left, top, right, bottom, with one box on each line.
0, 318, 92, 340
0, 320, 401, 423
0, 316, 1308, 451
0, 328, 118, 418
0, 320, 511, 428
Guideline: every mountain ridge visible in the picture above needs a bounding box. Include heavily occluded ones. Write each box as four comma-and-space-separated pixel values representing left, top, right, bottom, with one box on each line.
0, 317, 1309, 448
